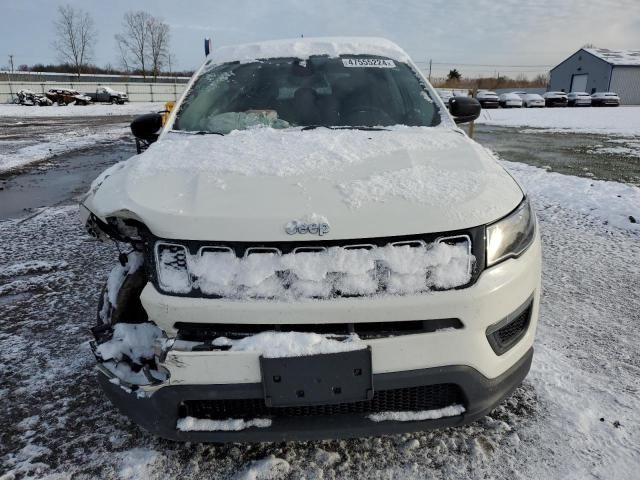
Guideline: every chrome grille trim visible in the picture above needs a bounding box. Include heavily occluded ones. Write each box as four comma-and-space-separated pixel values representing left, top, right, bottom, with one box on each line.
245, 247, 282, 256
435, 234, 473, 277
292, 246, 328, 254
152, 235, 475, 298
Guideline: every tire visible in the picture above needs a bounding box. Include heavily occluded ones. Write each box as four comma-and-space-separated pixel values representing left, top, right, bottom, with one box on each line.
97, 265, 148, 326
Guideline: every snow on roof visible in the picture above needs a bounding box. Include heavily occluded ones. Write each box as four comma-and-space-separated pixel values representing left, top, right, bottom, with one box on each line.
584, 48, 640, 66
209, 37, 412, 65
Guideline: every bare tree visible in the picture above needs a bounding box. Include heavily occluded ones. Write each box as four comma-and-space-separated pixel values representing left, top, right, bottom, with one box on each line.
148, 17, 170, 80
115, 11, 171, 80
52, 5, 96, 79
116, 11, 151, 78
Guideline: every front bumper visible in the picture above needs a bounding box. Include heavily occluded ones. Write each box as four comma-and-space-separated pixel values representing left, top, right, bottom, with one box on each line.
100, 234, 541, 441
99, 347, 533, 442
141, 235, 541, 383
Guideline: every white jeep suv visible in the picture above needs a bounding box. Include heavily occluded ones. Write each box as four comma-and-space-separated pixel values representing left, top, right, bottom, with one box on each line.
81, 37, 541, 442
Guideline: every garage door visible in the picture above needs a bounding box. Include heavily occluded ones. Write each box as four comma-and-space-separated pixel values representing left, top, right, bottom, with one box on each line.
610, 67, 640, 105
571, 74, 588, 92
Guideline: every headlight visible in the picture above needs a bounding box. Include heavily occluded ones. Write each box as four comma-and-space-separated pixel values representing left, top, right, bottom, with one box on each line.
486, 198, 536, 267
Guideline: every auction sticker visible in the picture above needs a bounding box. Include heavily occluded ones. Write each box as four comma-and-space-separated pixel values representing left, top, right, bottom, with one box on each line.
342, 58, 396, 68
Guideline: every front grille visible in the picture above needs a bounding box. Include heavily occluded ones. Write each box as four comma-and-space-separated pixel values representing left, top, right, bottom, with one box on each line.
147, 227, 486, 300
175, 318, 463, 343
179, 384, 464, 420
496, 315, 528, 344
486, 297, 533, 355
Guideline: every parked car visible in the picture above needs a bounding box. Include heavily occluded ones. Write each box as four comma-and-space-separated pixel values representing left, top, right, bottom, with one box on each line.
86, 86, 129, 104
521, 94, 545, 108
16, 89, 52, 106
591, 92, 620, 107
475, 90, 500, 108
542, 91, 568, 107
437, 90, 454, 107
567, 92, 592, 107
46, 88, 92, 106
81, 37, 539, 443
498, 93, 523, 108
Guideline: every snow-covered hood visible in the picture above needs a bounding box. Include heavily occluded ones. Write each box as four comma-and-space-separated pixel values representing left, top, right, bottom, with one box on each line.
84, 127, 523, 241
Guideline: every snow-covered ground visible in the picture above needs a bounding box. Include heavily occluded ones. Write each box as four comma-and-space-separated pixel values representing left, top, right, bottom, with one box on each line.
1, 156, 639, 478
0, 123, 130, 173
476, 106, 640, 136
0, 102, 165, 118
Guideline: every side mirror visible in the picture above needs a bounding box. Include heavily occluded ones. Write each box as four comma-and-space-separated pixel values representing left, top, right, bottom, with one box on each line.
448, 97, 481, 124
131, 113, 163, 153
131, 113, 163, 142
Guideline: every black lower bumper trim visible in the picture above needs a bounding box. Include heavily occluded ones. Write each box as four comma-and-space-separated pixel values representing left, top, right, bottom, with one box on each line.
98, 348, 533, 442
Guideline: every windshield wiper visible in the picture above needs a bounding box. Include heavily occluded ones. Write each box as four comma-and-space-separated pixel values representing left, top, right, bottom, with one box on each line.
193, 130, 225, 136
171, 129, 225, 136
301, 125, 389, 131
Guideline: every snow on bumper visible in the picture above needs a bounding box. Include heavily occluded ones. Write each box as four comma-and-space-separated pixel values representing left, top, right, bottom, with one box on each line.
140, 234, 541, 386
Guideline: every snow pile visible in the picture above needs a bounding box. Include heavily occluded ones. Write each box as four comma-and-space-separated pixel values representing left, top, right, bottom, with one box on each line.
0, 102, 165, 118
501, 159, 640, 232
117, 448, 161, 480
338, 164, 504, 208
476, 106, 640, 136
232, 455, 290, 480
209, 37, 411, 66
130, 127, 464, 179
162, 242, 473, 298
0, 259, 68, 279
177, 417, 272, 432
211, 331, 365, 358
96, 322, 167, 387
0, 124, 130, 173
95, 322, 162, 364
585, 138, 640, 158
368, 404, 466, 422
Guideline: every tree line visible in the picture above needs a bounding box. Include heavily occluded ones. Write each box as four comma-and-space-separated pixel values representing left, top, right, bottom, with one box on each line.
50, 4, 182, 80
432, 68, 549, 89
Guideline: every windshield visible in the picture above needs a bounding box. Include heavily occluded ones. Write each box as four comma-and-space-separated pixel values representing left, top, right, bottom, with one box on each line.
173, 55, 440, 134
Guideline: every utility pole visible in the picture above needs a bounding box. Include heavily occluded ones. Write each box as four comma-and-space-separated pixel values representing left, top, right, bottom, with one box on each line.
8, 54, 15, 102
428, 59, 432, 82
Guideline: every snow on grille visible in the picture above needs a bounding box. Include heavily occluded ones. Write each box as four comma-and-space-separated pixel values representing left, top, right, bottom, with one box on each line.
155, 238, 474, 299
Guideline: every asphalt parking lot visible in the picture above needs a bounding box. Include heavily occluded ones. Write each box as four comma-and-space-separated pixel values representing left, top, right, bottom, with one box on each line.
0, 113, 638, 479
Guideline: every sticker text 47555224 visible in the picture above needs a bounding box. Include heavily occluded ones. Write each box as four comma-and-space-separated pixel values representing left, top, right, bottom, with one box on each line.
342, 58, 396, 68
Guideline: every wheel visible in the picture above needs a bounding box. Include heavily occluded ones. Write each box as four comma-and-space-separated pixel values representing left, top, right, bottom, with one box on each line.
97, 262, 147, 325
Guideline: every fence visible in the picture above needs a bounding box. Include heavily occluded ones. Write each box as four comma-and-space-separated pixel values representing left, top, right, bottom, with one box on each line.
0, 81, 188, 104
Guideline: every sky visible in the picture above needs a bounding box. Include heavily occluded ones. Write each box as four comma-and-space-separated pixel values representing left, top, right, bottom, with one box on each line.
2, 0, 640, 78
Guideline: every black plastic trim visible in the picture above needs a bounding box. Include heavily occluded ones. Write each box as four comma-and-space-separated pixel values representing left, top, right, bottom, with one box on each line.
97, 348, 533, 443
486, 295, 534, 355
174, 318, 464, 342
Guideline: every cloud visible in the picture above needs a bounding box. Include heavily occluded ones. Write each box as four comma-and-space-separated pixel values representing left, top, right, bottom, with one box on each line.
1, 0, 639, 71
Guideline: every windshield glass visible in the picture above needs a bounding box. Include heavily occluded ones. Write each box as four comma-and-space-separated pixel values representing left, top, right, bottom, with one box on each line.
173, 55, 440, 134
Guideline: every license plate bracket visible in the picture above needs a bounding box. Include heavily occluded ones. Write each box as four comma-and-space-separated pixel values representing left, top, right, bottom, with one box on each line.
260, 347, 373, 407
